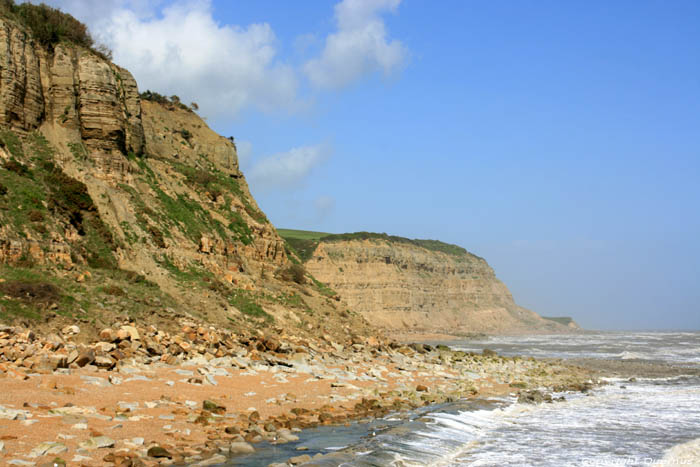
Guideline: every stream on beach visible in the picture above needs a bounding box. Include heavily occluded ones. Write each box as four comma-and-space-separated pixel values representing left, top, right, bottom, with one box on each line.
226, 332, 700, 466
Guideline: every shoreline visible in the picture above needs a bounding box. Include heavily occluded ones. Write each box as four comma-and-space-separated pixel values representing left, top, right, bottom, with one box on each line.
387, 328, 589, 344
0, 321, 600, 466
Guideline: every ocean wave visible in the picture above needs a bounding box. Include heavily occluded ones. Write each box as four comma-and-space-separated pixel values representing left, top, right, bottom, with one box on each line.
619, 351, 646, 360
653, 437, 700, 466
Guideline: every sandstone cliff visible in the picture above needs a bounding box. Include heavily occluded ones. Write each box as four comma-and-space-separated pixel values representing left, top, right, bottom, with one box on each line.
0, 10, 371, 342
286, 232, 578, 335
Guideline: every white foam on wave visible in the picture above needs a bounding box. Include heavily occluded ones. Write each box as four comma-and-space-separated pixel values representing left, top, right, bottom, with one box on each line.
346, 332, 700, 466
653, 438, 700, 466
448, 331, 700, 364
619, 350, 646, 359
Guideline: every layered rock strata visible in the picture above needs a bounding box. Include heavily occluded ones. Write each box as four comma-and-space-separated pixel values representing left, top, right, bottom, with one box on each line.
305, 239, 576, 334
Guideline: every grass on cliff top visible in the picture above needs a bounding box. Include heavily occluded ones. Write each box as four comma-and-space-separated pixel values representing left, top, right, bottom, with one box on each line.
276, 229, 330, 240
278, 228, 473, 262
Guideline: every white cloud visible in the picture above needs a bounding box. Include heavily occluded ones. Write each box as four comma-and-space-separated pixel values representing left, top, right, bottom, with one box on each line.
248, 144, 332, 191
34, 0, 300, 117
30, 0, 409, 114
303, 0, 408, 89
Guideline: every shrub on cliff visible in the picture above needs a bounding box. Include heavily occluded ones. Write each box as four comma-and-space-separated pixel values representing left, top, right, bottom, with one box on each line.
140, 90, 194, 112
277, 263, 306, 284
0, 0, 112, 58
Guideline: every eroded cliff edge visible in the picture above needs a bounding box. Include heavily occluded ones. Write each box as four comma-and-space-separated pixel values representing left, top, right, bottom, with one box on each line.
284, 232, 579, 335
0, 11, 371, 341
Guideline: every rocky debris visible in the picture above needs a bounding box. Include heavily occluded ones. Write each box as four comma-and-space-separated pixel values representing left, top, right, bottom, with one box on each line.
75, 350, 95, 368
146, 445, 171, 458
228, 441, 255, 454
7, 460, 35, 466
194, 454, 227, 466
61, 325, 80, 336
78, 436, 115, 450
517, 390, 553, 404
202, 400, 226, 414
0, 316, 601, 466
28, 442, 67, 458
288, 454, 312, 465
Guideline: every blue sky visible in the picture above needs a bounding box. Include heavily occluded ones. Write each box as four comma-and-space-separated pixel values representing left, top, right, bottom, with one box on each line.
42, 0, 699, 330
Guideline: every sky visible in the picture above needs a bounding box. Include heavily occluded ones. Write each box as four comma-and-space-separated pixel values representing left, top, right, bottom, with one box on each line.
32, 0, 700, 331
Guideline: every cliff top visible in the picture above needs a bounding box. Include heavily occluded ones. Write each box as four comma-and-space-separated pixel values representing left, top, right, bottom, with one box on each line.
278, 228, 480, 262
0, 0, 110, 58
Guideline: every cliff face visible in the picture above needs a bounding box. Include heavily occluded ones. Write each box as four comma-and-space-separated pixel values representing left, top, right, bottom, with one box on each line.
304, 238, 577, 334
0, 20, 143, 159
0, 15, 370, 341
0, 16, 283, 281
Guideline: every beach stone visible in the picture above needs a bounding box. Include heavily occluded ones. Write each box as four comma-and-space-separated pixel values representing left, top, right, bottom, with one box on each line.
65, 349, 79, 365
79, 436, 115, 450
289, 454, 312, 465
0, 407, 28, 420
75, 350, 95, 367
518, 390, 552, 404
99, 328, 115, 341
29, 441, 67, 458
96, 341, 116, 352
202, 400, 225, 414
7, 368, 29, 380
194, 454, 227, 466
80, 375, 110, 387
60, 413, 87, 425
228, 441, 255, 454
124, 437, 144, 448
120, 325, 140, 341
61, 325, 80, 336
34, 355, 58, 373
147, 445, 171, 458
94, 356, 115, 369
277, 431, 299, 443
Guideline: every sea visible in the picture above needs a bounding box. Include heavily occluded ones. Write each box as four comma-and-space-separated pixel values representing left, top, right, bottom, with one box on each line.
227, 331, 700, 466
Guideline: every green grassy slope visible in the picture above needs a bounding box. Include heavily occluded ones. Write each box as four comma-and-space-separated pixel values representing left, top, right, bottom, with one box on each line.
277, 228, 476, 262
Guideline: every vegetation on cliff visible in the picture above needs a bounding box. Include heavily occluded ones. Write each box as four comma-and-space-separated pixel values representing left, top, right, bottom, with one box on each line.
0, 0, 111, 57
0, 3, 369, 342
278, 228, 474, 262
0, 131, 117, 269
